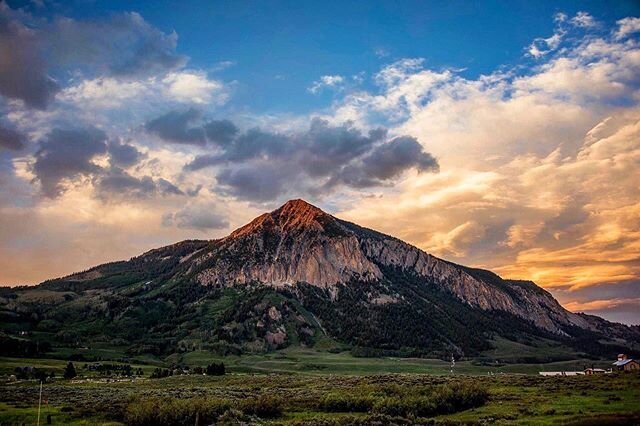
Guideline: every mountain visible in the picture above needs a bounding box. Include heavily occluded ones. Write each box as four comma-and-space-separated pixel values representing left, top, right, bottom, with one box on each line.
1, 199, 638, 360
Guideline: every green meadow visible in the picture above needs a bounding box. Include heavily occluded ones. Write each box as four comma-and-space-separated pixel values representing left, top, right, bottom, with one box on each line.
1, 348, 639, 425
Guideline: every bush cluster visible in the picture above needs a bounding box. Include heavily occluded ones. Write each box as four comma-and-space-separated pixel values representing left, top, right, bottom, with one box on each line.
124, 380, 486, 425
125, 394, 282, 425
238, 395, 283, 418
321, 393, 374, 412
320, 381, 488, 418
125, 397, 231, 426
206, 362, 225, 375
377, 382, 488, 417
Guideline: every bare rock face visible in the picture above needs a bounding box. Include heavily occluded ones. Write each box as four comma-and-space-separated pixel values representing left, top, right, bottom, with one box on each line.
360, 237, 591, 333
195, 200, 382, 287
187, 199, 590, 334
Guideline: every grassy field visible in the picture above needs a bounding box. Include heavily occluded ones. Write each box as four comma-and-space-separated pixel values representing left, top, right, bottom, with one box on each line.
168, 347, 613, 376
0, 371, 639, 425
1, 347, 639, 425
1, 342, 615, 378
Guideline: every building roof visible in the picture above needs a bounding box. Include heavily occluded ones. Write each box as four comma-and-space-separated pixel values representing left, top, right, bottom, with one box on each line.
612, 359, 635, 366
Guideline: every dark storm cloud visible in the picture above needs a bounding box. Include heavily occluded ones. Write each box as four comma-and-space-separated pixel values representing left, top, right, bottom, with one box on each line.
49, 11, 186, 78
108, 141, 144, 167
0, 123, 27, 151
184, 118, 439, 201
162, 206, 229, 231
363, 136, 439, 179
31, 126, 184, 199
0, 5, 59, 109
215, 163, 291, 202
326, 135, 439, 188
145, 109, 206, 145
301, 120, 387, 177
95, 167, 184, 200
32, 127, 108, 197
184, 128, 289, 170
204, 119, 238, 146
97, 169, 156, 196
0, 5, 185, 109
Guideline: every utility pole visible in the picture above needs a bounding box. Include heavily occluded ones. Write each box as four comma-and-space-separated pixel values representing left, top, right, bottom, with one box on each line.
37, 380, 43, 426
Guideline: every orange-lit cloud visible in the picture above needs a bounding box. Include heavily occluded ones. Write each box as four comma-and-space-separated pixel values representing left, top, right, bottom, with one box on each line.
563, 298, 640, 313
336, 24, 640, 299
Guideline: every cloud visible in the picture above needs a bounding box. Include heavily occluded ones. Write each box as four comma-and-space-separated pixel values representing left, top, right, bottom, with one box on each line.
563, 297, 640, 313
185, 118, 439, 201
0, 4, 186, 109
309, 75, 345, 94
361, 136, 438, 179
214, 162, 292, 201
31, 127, 108, 197
527, 11, 597, 59
0, 4, 59, 109
162, 204, 229, 231
49, 11, 186, 78
108, 141, 144, 168
59, 71, 228, 111
325, 135, 439, 189
564, 297, 640, 325
527, 15, 566, 59
145, 108, 206, 145
528, 32, 564, 58
425, 221, 487, 257
162, 71, 226, 104
555, 280, 640, 324
59, 77, 150, 109
29, 126, 185, 200
334, 20, 640, 298
570, 12, 597, 28
95, 167, 183, 200
204, 119, 238, 145
615, 17, 640, 40
0, 123, 27, 151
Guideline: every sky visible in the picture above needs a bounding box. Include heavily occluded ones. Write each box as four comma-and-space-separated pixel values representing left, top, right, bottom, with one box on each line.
0, 0, 639, 325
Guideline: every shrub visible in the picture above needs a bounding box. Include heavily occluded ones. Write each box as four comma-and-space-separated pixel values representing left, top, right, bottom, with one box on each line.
373, 396, 413, 417
125, 397, 231, 426
206, 362, 225, 375
63, 362, 77, 379
321, 393, 375, 412
373, 381, 488, 417
238, 395, 282, 418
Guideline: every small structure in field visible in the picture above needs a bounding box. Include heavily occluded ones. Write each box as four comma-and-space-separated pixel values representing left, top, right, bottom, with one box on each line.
613, 354, 639, 372
584, 368, 607, 375
539, 371, 583, 376
539, 366, 613, 376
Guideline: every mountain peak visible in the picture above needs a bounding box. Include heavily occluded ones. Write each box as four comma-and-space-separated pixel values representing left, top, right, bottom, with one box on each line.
229, 199, 332, 239
274, 198, 327, 223
279, 198, 320, 211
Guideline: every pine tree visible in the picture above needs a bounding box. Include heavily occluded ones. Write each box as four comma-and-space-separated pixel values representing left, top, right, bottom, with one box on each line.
63, 362, 77, 379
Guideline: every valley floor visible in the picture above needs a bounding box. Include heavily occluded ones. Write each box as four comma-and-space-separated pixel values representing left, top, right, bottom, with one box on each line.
1, 351, 639, 425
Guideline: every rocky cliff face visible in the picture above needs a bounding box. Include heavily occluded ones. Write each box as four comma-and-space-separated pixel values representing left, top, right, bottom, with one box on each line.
183, 199, 589, 334
193, 200, 382, 287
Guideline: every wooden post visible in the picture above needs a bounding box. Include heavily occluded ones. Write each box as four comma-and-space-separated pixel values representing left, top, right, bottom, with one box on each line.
37, 380, 43, 426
